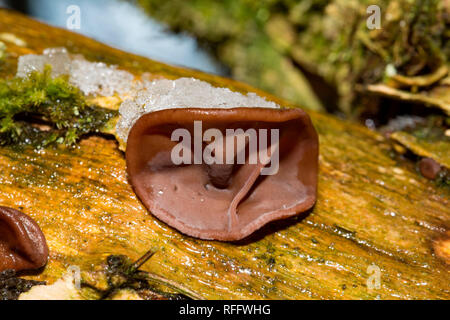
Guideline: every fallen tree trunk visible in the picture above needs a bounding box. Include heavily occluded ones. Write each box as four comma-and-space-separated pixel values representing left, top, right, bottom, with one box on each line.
0, 9, 448, 299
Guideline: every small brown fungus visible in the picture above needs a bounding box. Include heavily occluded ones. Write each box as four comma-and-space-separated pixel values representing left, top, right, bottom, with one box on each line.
126, 107, 319, 241
0, 206, 49, 272
418, 157, 441, 180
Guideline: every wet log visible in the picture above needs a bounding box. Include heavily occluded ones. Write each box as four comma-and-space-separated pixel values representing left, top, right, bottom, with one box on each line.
0, 9, 448, 299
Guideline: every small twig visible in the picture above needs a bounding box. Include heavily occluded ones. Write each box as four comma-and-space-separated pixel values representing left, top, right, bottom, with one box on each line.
361, 83, 450, 115
392, 65, 448, 87
130, 249, 204, 300
131, 249, 156, 271
143, 272, 205, 300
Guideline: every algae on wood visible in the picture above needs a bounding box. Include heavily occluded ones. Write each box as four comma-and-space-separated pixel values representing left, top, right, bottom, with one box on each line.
0, 10, 449, 299
391, 131, 450, 169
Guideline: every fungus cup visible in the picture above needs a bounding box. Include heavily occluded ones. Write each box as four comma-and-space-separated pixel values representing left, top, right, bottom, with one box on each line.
0, 207, 49, 272
126, 107, 318, 241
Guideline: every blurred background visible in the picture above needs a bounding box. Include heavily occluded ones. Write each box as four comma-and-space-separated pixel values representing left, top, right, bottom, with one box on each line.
1, 0, 448, 126
0, 0, 227, 75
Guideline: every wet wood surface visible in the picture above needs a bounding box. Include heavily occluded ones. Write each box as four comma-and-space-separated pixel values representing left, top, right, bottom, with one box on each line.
0, 9, 448, 299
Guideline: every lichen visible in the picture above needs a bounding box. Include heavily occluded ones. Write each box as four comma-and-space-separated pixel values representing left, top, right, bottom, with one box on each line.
0, 65, 117, 148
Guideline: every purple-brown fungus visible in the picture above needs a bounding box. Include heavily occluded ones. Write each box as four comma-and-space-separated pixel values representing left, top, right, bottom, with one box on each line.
126, 107, 319, 241
418, 157, 441, 180
0, 206, 49, 272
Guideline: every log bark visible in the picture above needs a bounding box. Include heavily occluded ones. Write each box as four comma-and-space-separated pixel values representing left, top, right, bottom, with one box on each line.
0, 9, 448, 299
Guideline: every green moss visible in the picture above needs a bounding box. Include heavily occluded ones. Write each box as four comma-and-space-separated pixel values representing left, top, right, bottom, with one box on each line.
408, 116, 450, 143
135, 0, 324, 111
135, 0, 448, 116
0, 270, 46, 300
435, 169, 450, 188
0, 65, 117, 148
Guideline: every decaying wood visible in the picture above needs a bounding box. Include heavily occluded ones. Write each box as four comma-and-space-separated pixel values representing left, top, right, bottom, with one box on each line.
0, 10, 448, 299
363, 83, 450, 115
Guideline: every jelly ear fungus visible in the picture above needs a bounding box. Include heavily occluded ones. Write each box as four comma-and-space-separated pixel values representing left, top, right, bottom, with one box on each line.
0, 207, 49, 272
126, 107, 319, 241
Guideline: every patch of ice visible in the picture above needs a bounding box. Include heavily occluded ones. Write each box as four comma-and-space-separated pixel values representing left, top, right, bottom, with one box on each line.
16, 47, 134, 96
16, 54, 47, 78
42, 47, 72, 77
70, 58, 134, 96
16, 48, 281, 143
116, 77, 280, 142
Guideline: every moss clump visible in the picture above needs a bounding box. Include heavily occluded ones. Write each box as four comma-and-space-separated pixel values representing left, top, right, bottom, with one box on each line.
89, 254, 189, 300
409, 116, 450, 143
0, 65, 117, 148
0, 269, 46, 300
135, 0, 448, 116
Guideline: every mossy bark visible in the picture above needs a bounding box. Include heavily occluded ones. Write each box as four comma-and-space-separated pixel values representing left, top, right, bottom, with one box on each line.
135, 0, 449, 117
0, 10, 449, 299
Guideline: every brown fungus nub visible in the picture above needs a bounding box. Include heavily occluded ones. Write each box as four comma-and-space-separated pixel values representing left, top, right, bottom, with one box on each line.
418, 157, 441, 180
0, 206, 49, 272
126, 108, 318, 241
